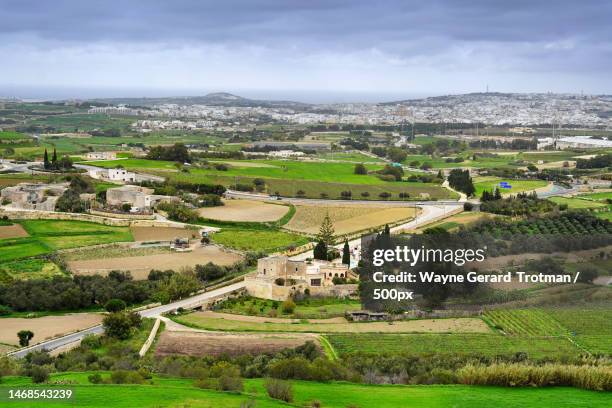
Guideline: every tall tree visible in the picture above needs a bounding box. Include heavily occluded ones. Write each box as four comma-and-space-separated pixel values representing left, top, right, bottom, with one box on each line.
43, 149, 50, 169
313, 240, 328, 261
51, 148, 58, 168
317, 213, 335, 246
342, 240, 350, 265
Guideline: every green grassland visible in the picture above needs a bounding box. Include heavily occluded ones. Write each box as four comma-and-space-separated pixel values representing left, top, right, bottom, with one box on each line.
0, 131, 33, 141
215, 296, 361, 319
548, 309, 612, 355
0, 220, 133, 263
81, 158, 456, 200
1, 373, 609, 408
0, 258, 63, 282
473, 177, 548, 197
327, 333, 581, 359
211, 228, 309, 253
577, 191, 612, 201
483, 309, 569, 336
316, 151, 385, 163
548, 196, 608, 209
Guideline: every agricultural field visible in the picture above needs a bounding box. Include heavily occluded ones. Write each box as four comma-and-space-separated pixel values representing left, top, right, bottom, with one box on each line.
327, 333, 581, 358
577, 191, 612, 201
214, 296, 362, 319
0, 258, 63, 282
0, 220, 133, 263
473, 177, 549, 197
68, 245, 242, 280
483, 309, 568, 336
211, 227, 309, 253
284, 203, 417, 235
198, 199, 290, 222
408, 212, 492, 233
0, 313, 102, 346
155, 331, 317, 357
546, 308, 612, 355
316, 151, 385, 162
129, 226, 200, 241
1, 374, 608, 408
548, 196, 608, 209
173, 311, 490, 333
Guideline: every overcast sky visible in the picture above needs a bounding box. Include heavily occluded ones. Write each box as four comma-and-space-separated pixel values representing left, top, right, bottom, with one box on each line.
1, 0, 611, 102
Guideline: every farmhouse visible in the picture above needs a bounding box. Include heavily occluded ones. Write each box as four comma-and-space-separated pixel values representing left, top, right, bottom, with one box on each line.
0, 182, 68, 211
85, 151, 117, 160
245, 255, 358, 301
105, 185, 177, 210
87, 167, 137, 182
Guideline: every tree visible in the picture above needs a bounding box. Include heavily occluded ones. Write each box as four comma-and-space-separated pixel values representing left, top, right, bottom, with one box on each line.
281, 299, 296, 314
494, 187, 502, 200
317, 213, 335, 246
448, 169, 475, 196
51, 148, 57, 167
104, 299, 127, 313
386, 147, 407, 163
30, 366, 49, 384
103, 311, 141, 339
342, 240, 350, 265
576, 267, 599, 284
43, 149, 50, 169
383, 224, 391, 236
354, 163, 367, 175
17, 330, 34, 346
313, 240, 328, 261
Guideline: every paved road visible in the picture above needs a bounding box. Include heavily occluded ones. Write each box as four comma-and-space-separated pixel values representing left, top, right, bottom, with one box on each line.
8, 282, 246, 358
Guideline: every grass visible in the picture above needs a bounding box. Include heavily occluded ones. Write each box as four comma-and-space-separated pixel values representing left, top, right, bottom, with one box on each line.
80, 158, 456, 200
211, 228, 309, 253
0, 258, 63, 282
0, 220, 133, 263
327, 333, 581, 358
473, 177, 548, 197
1, 374, 609, 408
214, 296, 362, 319
547, 196, 607, 209
316, 151, 385, 162
577, 191, 612, 201
172, 314, 488, 334
546, 308, 612, 355
483, 309, 568, 336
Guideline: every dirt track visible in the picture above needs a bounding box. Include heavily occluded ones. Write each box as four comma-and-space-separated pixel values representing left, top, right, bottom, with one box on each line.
0, 314, 103, 346
0, 224, 29, 239
69, 245, 242, 279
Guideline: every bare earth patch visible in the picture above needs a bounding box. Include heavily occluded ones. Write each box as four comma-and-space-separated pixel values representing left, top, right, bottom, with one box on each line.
155, 331, 317, 357
130, 226, 199, 241
285, 204, 416, 235
0, 224, 29, 239
69, 245, 242, 279
199, 199, 289, 222
0, 314, 103, 346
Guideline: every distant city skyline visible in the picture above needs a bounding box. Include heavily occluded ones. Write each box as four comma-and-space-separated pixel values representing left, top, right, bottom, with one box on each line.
2, 1, 612, 102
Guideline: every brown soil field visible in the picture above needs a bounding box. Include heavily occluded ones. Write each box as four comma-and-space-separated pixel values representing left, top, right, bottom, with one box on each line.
0, 224, 29, 239
130, 226, 199, 241
155, 331, 318, 357
0, 314, 103, 346
69, 245, 242, 279
198, 199, 289, 222
284, 204, 416, 235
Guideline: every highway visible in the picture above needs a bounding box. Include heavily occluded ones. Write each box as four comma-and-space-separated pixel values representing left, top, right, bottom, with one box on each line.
8, 281, 246, 358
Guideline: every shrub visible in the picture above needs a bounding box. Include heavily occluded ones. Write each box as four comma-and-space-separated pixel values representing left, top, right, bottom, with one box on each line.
88, 373, 103, 384
17, 330, 34, 347
281, 299, 296, 314
30, 366, 49, 384
0, 305, 12, 316
104, 299, 127, 313
264, 378, 293, 402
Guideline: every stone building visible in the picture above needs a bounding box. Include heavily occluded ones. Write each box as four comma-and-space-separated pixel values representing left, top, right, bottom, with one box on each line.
245, 255, 358, 301
0, 182, 68, 211
105, 185, 177, 210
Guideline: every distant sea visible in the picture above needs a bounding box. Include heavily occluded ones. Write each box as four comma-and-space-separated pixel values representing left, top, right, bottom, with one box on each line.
0, 85, 433, 104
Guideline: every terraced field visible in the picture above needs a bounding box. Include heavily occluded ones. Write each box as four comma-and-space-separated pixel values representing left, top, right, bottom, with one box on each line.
483, 309, 568, 336
547, 309, 612, 355
327, 333, 580, 358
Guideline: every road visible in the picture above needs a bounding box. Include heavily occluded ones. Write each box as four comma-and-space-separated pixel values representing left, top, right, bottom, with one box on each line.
8, 281, 246, 359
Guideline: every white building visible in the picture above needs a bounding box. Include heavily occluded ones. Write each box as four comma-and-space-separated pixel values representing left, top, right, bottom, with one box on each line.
85, 151, 117, 160
87, 167, 137, 182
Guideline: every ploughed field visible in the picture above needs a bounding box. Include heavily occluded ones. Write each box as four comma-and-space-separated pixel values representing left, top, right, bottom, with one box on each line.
0, 313, 102, 347
284, 203, 417, 235
198, 199, 289, 222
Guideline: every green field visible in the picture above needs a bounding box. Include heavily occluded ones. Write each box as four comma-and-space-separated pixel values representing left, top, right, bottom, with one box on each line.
211, 228, 309, 253
316, 151, 385, 163
327, 333, 581, 358
548, 309, 612, 355
1, 373, 609, 408
0, 220, 133, 263
0, 258, 63, 282
81, 158, 455, 200
483, 309, 568, 336
215, 296, 361, 319
548, 196, 608, 209
577, 191, 612, 201
473, 177, 548, 197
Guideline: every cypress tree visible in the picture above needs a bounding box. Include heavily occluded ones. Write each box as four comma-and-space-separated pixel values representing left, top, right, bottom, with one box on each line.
342, 240, 350, 265
43, 149, 50, 169
51, 148, 58, 168
313, 240, 328, 261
